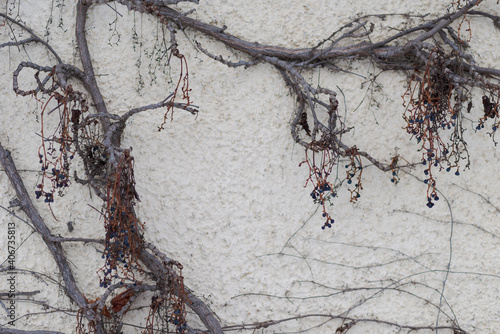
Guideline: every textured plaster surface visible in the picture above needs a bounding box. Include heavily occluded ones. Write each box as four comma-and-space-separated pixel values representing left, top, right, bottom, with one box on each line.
1, 0, 500, 333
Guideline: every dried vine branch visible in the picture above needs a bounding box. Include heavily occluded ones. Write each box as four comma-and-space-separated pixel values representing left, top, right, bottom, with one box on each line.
2, 0, 500, 333
0, 144, 96, 329
2, 1, 217, 332
110, 0, 500, 224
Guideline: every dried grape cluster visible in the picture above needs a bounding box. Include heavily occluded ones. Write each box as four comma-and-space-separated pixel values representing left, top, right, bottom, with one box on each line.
302, 145, 364, 229
144, 244, 188, 334
145, 286, 188, 333
304, 149, 337, 230
34, 84, 88, 205
475, 95, 500, 141
299, 91, 364, 229
403, 48, 472, 208
99, 150, 144, 288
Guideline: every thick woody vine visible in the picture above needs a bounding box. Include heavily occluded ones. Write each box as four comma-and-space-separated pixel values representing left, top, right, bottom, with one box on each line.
1, 1, 213, 334
1, 0, 500, 333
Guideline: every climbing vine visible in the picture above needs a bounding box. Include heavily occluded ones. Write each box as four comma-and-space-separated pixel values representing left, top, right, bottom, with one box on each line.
2, 0, 500, 333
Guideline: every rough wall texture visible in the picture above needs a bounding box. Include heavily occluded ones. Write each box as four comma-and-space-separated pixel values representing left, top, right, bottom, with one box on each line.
1, 0, 500, 333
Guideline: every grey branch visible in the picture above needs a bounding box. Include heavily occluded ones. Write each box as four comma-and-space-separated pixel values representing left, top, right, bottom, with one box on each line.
0, 13, 62, 64
0, 144, 97, 329
122, 93, 199, 121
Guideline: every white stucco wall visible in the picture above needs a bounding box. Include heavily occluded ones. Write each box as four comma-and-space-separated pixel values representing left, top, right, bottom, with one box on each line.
1, 0, 500, 333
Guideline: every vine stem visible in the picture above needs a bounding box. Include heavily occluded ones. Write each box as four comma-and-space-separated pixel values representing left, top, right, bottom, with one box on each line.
0, 143, 104, 333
